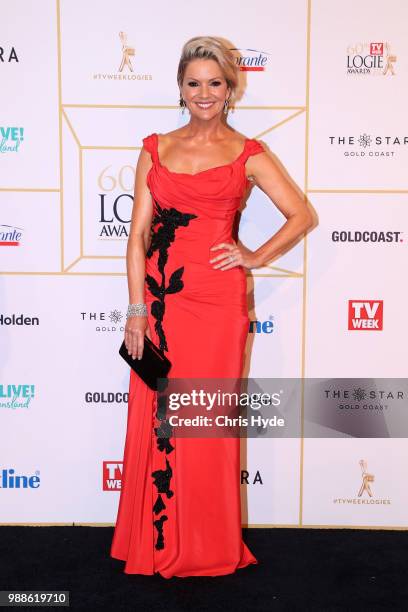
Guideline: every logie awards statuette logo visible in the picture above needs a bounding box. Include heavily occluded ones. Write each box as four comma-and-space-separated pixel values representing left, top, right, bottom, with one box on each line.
346, 41, 397, 76
333, 459, 391, 506
92, 31, 152, 82
358, 459, 374, 498
118, 31, 135, 72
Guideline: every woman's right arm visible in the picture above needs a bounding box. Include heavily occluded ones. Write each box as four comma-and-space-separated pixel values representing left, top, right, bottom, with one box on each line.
124, 145, 153, 360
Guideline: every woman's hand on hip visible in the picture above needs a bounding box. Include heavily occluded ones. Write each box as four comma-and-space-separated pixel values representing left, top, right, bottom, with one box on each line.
125, 315, 152, 360
209, 240, 262, 271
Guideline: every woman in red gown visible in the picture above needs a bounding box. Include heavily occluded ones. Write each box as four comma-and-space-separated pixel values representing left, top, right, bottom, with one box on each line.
110, 36, 312, 578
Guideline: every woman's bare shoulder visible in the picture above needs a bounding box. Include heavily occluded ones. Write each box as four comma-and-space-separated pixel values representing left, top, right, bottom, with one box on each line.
158, 129, 185, 143
223, 129, 250, 155
227, 128, 248, 142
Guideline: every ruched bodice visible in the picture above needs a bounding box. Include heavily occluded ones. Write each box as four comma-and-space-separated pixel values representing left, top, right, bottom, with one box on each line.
142, 131, 265, 269
143, 131, 264, 201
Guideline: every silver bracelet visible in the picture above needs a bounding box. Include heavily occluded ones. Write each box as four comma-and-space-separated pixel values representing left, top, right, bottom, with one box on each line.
126, 303, 148, 318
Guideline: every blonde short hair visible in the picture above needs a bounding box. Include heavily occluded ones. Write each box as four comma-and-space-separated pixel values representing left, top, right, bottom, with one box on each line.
177, 36, 239, 105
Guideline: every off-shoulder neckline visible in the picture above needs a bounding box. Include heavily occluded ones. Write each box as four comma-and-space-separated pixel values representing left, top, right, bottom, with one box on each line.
152, 132, 252, 177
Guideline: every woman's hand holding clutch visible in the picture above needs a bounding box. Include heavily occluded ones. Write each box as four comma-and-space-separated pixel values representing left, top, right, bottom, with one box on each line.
125, 315, 152, 360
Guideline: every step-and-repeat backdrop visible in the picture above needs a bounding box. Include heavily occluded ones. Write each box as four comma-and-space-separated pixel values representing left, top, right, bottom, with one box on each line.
2, 0, 407, 528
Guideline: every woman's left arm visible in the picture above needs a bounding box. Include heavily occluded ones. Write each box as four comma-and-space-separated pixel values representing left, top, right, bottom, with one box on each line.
210, 147, 315, 271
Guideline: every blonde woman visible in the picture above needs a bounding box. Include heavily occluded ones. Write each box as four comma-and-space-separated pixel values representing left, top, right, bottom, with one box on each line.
111, 36, 313, 578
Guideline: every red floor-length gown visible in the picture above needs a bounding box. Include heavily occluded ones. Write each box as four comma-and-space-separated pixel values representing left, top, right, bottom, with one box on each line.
110, 132, 264, 578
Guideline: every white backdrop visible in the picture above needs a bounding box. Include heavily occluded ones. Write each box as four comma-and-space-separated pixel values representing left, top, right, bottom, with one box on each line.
1, 0, 407, 528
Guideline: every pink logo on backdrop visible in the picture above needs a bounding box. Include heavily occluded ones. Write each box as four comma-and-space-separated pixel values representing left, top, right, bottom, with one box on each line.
348, 300, 383, 331
370, 43, 383, 55
103, 461, 123, 491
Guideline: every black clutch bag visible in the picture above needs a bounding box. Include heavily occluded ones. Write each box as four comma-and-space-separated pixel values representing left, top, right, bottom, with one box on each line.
119, 336, 172, 390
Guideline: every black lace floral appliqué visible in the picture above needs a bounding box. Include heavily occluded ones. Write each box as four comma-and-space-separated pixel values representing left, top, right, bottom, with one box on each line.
151, 393, 174, 550
145, 200, 197, 353
145, 198, 197, 551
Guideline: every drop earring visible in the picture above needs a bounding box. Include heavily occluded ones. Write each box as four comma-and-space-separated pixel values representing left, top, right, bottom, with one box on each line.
179, 96, 186, 115
223, 98, 229, 115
